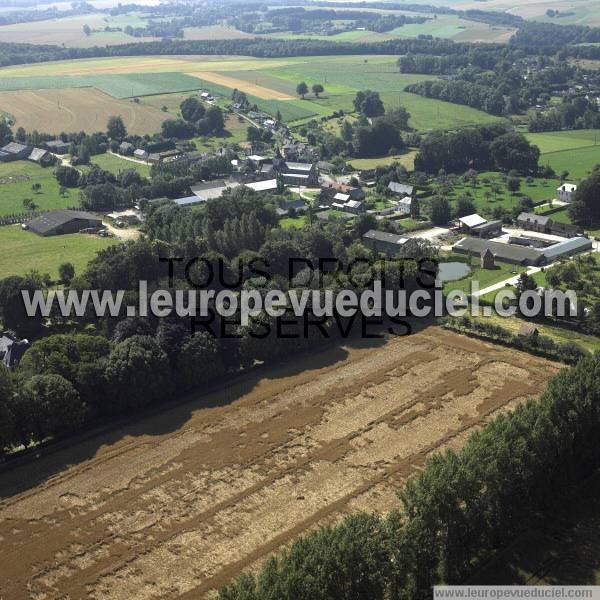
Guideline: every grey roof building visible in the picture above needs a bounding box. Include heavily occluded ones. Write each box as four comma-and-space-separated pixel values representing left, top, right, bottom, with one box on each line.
542, 236, 593, 261
44, 139, 70, 154
453, 237, 544, 266
27, 209, 102, 237
388, 182, 414, 196
0, 141, 31, 161
363, 229, 409, 255
28, 147, 51, 163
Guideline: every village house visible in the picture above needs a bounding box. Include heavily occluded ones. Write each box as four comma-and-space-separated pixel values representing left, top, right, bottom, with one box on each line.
119, 141, 134, 155
260, 151, 319, 186
396, 196, 413, 215
321, 181, 364, 201
517, 212, 583, 238
556, 183, 577, 203
133, 148, 149, 161
387, 182, 414, 197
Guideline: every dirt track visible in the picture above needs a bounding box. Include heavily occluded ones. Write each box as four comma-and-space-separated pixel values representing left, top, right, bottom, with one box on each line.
0, 327, 560, 599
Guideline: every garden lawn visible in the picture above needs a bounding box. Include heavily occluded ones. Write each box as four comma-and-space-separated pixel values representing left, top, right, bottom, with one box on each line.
91, 153, 150, 177
0, 161, 79, 217
0, 224, 116, 279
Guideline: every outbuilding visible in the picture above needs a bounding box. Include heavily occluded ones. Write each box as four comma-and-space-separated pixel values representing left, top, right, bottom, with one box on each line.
26, 209, 102, 237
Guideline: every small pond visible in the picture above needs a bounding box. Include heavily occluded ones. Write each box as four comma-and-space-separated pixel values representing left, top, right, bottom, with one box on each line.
437, 261, 472, 283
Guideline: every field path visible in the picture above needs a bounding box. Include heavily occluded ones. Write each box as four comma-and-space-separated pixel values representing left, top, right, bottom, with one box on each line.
0, 328, 560, 599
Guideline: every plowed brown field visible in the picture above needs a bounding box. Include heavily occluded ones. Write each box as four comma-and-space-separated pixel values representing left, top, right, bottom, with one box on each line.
0, 327, 560, 599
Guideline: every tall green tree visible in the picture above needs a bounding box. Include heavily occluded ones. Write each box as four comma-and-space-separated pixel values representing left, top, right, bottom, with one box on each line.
106, 115, 127, 141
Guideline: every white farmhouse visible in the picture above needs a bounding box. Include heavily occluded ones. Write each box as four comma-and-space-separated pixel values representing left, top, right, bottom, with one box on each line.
397, 196, 413, 215
556, 183, 577, 203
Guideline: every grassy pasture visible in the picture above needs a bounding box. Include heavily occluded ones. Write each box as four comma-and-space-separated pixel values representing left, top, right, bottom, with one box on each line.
525, 129, 600, 153
0, 161, 79, 217
539, 146, 600, 181
349, 151, 417, 170
0, 224, 116, 279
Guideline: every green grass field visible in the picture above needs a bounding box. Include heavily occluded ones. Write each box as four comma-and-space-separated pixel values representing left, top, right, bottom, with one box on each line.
0, 224, 116, 279
0, 161, 79, 217
90, 153, 150, 177
91, 153, 150, 177
539, 145, 600, 181
525, 129, 600, 154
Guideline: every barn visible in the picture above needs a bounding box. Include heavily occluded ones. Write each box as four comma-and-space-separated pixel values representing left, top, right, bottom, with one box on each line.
26, 209, 102, 237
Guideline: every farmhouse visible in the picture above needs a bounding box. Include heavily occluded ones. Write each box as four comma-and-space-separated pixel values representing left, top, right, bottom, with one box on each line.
556, 183, 577, 203
517, 212, 550, 233
321, 182, 364, 200
26, 209, 103, 237
261, 152, 319, 186
0, 141, 31, 162
517, 212, 584, 238
363, 229, 409, 255
119, 142, 134, 155
43, 139, 70, 154
397, 196, 413, 215
134, 148, 149, 161
388, 182, 413, 196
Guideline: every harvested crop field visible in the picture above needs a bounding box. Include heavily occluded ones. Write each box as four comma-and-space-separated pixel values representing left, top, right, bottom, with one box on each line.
0, 88, 169, 134
186, 70, 294, 99
0, 327, 560, 599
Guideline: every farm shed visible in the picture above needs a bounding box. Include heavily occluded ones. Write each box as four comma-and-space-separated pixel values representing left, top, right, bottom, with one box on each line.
453, 238, 544, 266
542, 236, 593, 261
27, 209, 102, 237
0, 141, 31, 162
363, 229, 409, 255
43, 140, 70, 154
28, 148, 51, 164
